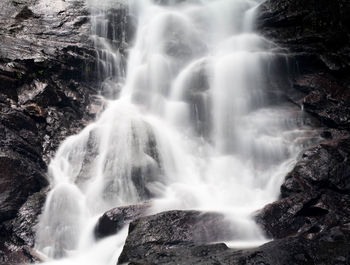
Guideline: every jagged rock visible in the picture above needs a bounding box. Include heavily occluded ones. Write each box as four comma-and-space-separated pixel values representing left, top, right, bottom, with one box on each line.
251, 1, 350, 263
257, 0, 350, 130
118, 210, 233, 264
0, 190, 47, 265
11, 189, 48, 247
94, 202, 151, 240
0, 0, 130, 263
0, 106, 48, 223
257, 0, 350, 72
0, 244, 44, 265
293, 74, 350, 130
256, 138, 350, 239
282, 138, 350, 197
124, 224, 350, 265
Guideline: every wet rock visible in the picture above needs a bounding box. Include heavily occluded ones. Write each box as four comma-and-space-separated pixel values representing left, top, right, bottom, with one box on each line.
282, 138, 350, 196
0, 110, 48, 223
257, 0, 350, 72
124, 225, 350, 265
0, 0, 130, 262
293, 74, 350, 130
255, 7, 350, 259
0, 244, 44, 265
256, 138, 350, 239
94, 202, 151, 240
0, 189, 47, 265
257, 0, 350, 130
11, 189, 48, 247
118, 210, 232, 264
127, 243, 230, 265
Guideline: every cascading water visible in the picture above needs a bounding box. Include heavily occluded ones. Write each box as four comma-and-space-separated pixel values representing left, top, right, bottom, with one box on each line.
34, 0, 315, 264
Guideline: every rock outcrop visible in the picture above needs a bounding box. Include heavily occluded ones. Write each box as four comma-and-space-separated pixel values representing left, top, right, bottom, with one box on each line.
118, 210, 233, 264
256, 138, 350, 239
111, 208, 350, 265
94, 202, 151, 240
121, 226, 350, 265
250, 1, 350, 264
257, 0, 350, 130
0, 0, 103, 263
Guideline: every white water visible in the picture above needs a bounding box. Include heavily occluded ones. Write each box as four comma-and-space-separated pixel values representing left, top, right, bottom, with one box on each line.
35, 0, 313, 264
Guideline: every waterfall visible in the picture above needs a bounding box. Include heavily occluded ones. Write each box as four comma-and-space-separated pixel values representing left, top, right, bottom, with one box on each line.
34, 0, 312, 264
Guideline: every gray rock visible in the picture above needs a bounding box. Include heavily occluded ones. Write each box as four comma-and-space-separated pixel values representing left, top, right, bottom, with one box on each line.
118, 210, 233, 264
95, 202, 151, 240
121, 222, 350, 265
0, 0, 131, 263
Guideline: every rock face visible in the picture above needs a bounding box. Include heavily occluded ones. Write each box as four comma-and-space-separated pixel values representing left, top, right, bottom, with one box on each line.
257, 0, 350, 130
0, 0, 130, 263
256, 138, 350, 239
116, 209, 350, 265
118, 210, 232, 264
250, 1, 350, 264
122, 226, 350, 265
94, 202, 151, 240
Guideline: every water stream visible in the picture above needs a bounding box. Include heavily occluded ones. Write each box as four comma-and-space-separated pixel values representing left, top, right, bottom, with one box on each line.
35, 0, 313, 264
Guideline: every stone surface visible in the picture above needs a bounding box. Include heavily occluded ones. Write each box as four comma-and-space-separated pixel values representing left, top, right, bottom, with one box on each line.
121, 219, 350, 265
257, 0, 350, 72
0, 0, 130, 263
256, 138, 350, 240
94, 202, 151, 240
118, 210, 232, 264
257, 0, 350, 130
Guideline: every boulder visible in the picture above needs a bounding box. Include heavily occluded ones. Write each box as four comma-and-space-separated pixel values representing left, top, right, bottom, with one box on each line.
118, 210, 232, 264
123, 223, 350, 265
94, 202, 151, 240
256, 138, 350, 239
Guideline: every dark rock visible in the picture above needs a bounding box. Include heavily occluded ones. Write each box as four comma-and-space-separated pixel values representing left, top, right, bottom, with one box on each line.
257, 0, 350, 132
256, 138, 350, 239
0, 189, 47, 265
127, 243, 230, 265
255, 0, 350, 259
118, 210, 233, 264
0, 127, 48, 223
11, 189, 48, 247
15, 6, 34, 20
0, 0, 130, 262
296, 74, 350, 130
124, 224, 350, 265
282, 138, 350, 196
257, 0, 350, 72
0, 244, 44, 265
94, 202, 151, 240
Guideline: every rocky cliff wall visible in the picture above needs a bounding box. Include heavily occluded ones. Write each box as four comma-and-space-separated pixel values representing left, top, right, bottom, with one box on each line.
0, 0, 128, 263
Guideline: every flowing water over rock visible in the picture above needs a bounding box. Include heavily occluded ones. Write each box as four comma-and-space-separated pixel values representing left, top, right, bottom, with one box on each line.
34, 0, 314, 264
